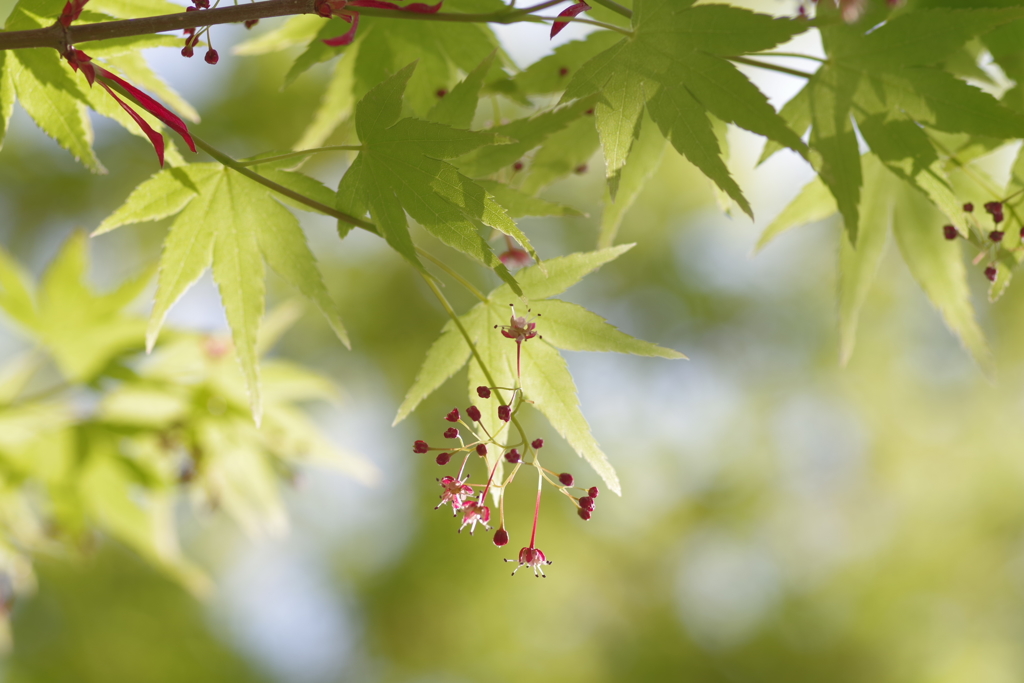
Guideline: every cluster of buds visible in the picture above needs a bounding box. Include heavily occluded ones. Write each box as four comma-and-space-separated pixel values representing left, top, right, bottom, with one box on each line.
411, 307, 599, 577
182, 0, 219, 63
942, 200, 1022, 283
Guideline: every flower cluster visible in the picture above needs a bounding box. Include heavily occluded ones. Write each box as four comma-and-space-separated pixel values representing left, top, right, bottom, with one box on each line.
941, 199, 1022, 284
181, 0, 220, 63
410, 309, 599, 577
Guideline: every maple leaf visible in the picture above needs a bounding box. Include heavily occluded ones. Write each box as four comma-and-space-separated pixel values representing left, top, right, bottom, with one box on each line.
393, 246, 686, 495
562, 0, 809, 213
766, 3, 1024, 241
96, 164, 349, 425
336, 62, 535, 295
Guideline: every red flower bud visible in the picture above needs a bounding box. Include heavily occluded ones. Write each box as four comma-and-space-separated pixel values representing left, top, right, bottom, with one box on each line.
532, 438, 544, 449
558, 472, 574, 487
990, 230, 1004, 242
436, 452, 451, 465
498, 405, 511, 422
493, 527, 509, 546
963, 203, 974, 212
205, 49, 219, 65
467, 405, 481, 422
476, 444, 488, 456
476, 386, 491, 399
444, 427, 459, 439
505, 449, 521, 464
588, 486, 599, 498
579, 496, 595, 511
413, 440, 429, 453
578, 508, 592, 521
943, 225, 957, 240
985, 265, 998, 281
445, 408, 460, 422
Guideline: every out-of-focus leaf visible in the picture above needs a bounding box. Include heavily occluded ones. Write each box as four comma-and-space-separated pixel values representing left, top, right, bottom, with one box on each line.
839, 154, 894, 366
893, 178, 991, 371
427, 52, 495, 129
475, 180, 583, 218
756, 175, 837, 252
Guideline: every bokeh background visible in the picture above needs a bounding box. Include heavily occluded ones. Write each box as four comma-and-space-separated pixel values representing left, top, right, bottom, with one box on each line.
4, 1, 1024, 681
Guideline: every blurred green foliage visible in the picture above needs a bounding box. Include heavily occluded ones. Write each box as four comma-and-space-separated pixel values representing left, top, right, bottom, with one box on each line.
4, 2, 1024, 682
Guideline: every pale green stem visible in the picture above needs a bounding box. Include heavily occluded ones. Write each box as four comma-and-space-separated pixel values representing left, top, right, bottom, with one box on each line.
417, 250, 488, 303
727, 55, 816, 79
589, 0, 631, 20
237, 145, 364, 167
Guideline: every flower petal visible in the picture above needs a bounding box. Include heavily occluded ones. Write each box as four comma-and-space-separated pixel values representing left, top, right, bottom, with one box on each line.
99, 81, 165, 166
96, 68, 196, 153
322, 12, 360, 46
550, 1, 590, 39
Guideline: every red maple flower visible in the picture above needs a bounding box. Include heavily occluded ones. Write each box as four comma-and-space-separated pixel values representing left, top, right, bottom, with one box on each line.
315, 0, 443, 46
458, 501, 492, 534
63, 49, 195, 166
436, 475, 473, 513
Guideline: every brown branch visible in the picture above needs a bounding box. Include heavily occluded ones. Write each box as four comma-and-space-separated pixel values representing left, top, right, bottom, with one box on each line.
0, 0, 318, 52
0, 0, 562, 53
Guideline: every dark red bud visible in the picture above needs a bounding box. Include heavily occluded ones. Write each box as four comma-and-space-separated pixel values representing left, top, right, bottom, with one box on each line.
588, 486, 599, 498
574, 164, 588, 174
205, 49, 219, 65
245, 19, 259, 28
532, 438, 544, 449
578, 508, 592, 521
444, 427, 459, 439
413, 440, 429, 454
467, 405, 481, 421
985, 201, 1003, 214
436, 88, 447, 98
445, 408, 460, 422
943, 225, 957, 240
985, 265, 998, 282
505, 449, 521, 464
181, 45, 194, 58
493, 528, 509, 546
558, 66, 569, 77
990, 230, 1004, 242
436, 452, 451, 465
476, 386, 492, 399
559, 472, 574, 487
585, 108, 594, 115
963, 202, 974, 212
512, 161, 524, 172
579, 496, 595, 511
498, 405, 511, 422
476, 444, 488, 456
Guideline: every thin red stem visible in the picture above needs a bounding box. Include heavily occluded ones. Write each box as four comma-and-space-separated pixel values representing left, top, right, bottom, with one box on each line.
479, 457, 501, 502
529, 473, 542, 548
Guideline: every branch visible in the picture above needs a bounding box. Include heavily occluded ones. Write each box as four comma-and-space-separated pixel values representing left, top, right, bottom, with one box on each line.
0, 0, 567, 52
0, 0, 318, 52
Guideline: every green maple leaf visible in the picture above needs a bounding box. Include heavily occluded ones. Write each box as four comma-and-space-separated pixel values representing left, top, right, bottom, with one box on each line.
562, 0, 809, 213
759, 154, 990, 371
0, 232, 152, 383
96, 164, 348, 424
336, 63, 534, 294
773, 3, 1024, 241
393, 246, 685, 494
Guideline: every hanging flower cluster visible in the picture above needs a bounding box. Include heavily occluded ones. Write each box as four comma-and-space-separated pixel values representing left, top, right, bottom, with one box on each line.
411, 308, 600, 578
